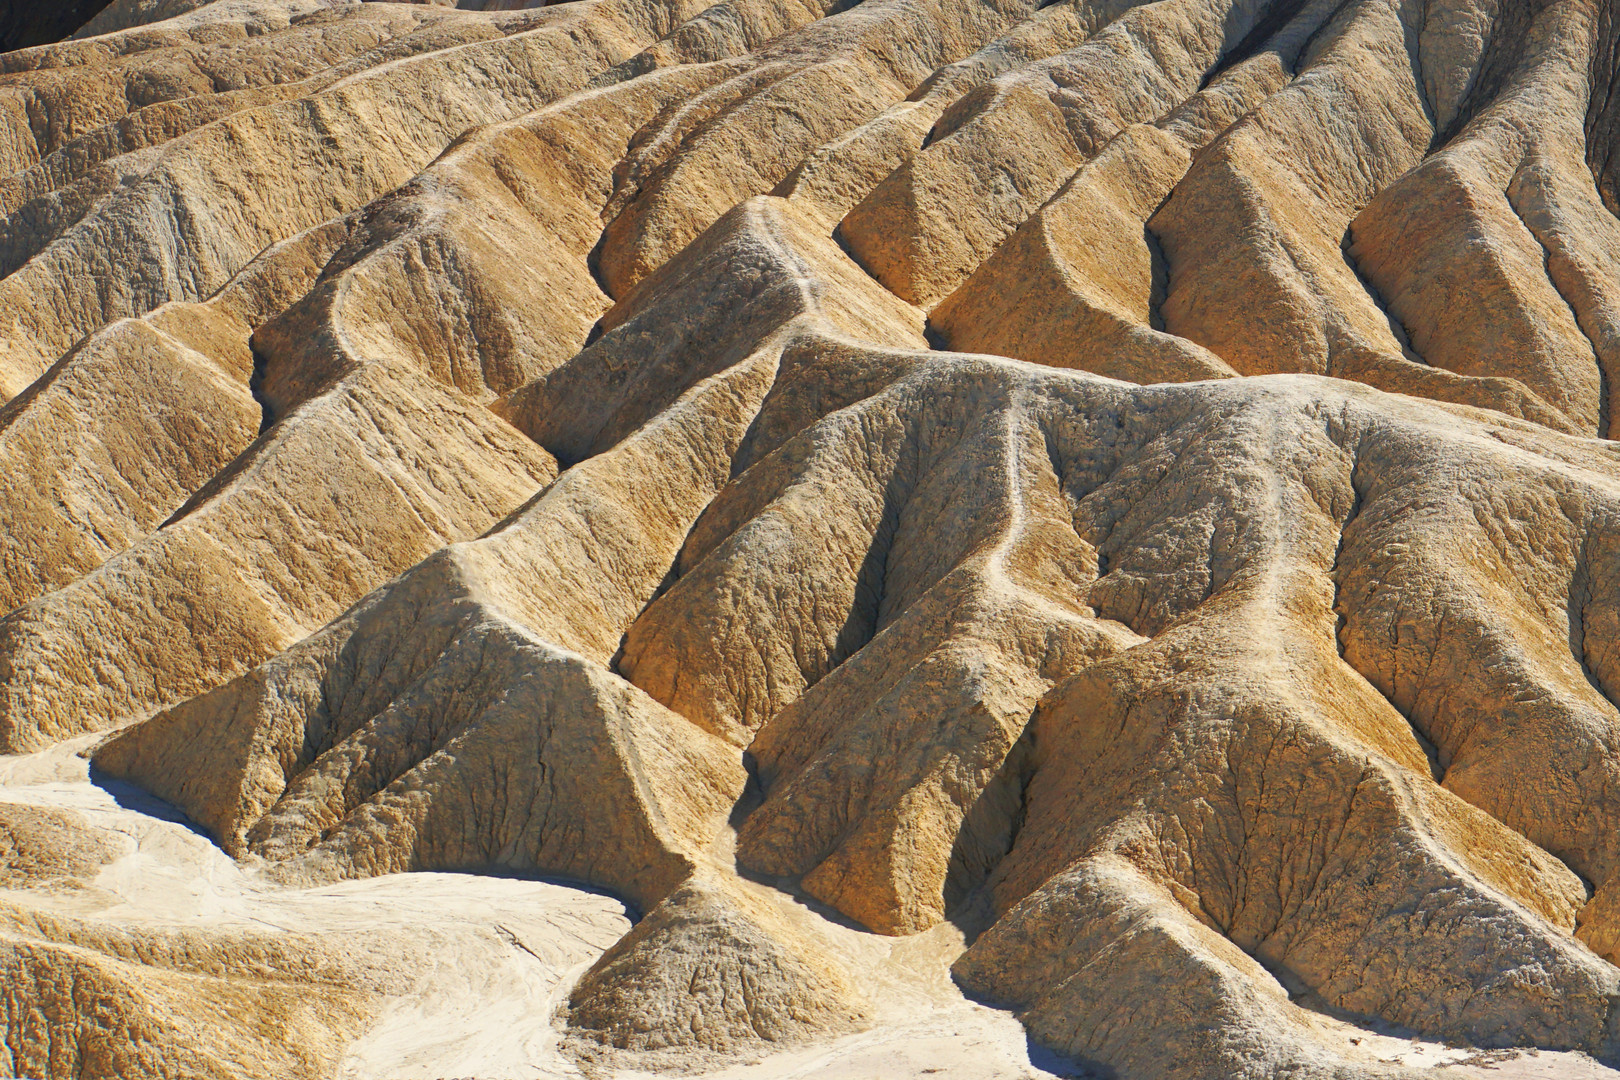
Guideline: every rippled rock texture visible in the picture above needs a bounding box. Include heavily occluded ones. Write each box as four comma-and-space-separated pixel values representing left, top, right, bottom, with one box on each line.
6, 0, 1620, 1075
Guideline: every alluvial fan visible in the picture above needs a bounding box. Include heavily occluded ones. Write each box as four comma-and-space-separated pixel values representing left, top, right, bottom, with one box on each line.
4, 0, 1620, 1075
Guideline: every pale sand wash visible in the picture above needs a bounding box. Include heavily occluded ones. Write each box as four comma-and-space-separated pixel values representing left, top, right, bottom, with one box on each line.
0, 738, 1058, 1080
0, 737, 628, 1079
0, 739, 1606, 1080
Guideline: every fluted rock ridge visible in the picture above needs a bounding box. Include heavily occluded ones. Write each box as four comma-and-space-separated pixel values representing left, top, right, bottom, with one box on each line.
5, 0, 1620, 1077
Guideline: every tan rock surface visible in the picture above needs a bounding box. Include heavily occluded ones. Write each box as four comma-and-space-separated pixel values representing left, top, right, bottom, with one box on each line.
565, 871, 870, 1067
0, 349, 558, 750
0, 804, 119, 890
8, 0, 1620, 1077
94, 193, 915, 907
0, 215, 354, 614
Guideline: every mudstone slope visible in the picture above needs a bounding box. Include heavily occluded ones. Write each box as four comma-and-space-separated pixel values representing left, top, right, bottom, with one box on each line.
0, 0, 1619, 1076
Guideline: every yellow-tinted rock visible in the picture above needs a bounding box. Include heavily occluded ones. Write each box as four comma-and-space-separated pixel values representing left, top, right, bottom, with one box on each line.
6, 0, 1620, 1075
0, 216, 352, 614
566, 872, 870, 1067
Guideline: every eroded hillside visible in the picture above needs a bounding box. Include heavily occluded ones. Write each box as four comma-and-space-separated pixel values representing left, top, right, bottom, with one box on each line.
4, 0, 1620, 1076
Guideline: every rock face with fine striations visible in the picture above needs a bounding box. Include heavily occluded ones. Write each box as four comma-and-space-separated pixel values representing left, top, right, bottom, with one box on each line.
564, 871, 871, 1067
7, 0, 1620, 1077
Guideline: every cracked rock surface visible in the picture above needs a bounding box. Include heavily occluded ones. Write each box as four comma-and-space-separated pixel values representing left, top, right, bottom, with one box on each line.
6, 0, 1620, 1076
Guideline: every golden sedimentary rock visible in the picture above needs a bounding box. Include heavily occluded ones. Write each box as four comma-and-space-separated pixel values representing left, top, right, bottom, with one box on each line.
4, 0, 1620, 1076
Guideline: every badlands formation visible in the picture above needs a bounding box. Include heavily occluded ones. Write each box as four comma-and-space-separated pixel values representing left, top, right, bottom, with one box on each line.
4, 0, 1620, 1077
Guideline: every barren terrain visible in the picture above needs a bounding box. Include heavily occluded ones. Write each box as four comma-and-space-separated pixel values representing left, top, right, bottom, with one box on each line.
5, 0, 1620, 1076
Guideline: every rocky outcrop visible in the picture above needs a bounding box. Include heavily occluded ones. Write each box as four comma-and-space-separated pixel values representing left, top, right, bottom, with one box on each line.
0, 806, 120, 890
565, 873, 870, 1066
0, 216, 354, 615
92, 195, 919, 905
0, 931, 373, 1080
6, 0, 1620, 1075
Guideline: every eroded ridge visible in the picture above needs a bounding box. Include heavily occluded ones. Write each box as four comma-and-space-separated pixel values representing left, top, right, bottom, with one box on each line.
6, 0, 1620, 1076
